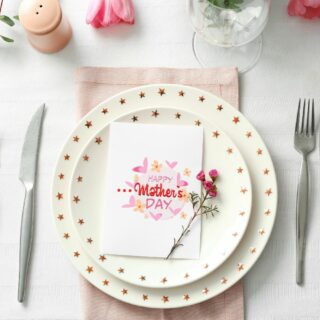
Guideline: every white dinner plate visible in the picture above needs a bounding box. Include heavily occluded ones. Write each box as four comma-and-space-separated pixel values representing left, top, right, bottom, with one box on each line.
69, 107, 252, 288
52, 84, 277, 308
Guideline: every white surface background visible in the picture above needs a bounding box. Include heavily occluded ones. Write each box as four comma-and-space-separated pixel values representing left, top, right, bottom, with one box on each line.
0, 0, 320, 319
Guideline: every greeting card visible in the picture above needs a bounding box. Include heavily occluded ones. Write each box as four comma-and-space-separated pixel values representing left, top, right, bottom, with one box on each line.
102, 122, 203, 259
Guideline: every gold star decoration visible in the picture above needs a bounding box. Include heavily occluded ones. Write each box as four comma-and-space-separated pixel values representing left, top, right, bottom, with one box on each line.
259, 228, 265, 235
184, 273, 190, 279
203, 263, 209, 269
257, 148, 263, 155
239, 211, 245, 216
221, 277, 228, 284
240, 187, 248, 194
183, 294, 190, 301
73, 195, 80, 203
78, 218, 84, 225
152, 109, 159, 118
63, 233, 70, 239
202, 288, 209, 295
198, 96, 205, 102
86, 266, 94, 273
64, 154, 70, 160
121, 288, 128, 295
118, 267, 124, 274
175, 112, 181, 119
95, 137, 102, 145
158, 88, 165, 96
212, 130, 220, 138
264, 168, 270, 175
73, 136, 80, 142
233, 116, 240, 124
195, 120, 201, 126
74, 251, 80, 257
250, 247, 256, 254
85, 121, 93, 128
160, 277, 168, 284
180, 212, 187, 219
178, 90, 185, 96
119, 98, 126, 105
143, 294, 148, 301
246, 131, 252, 138
139, 91, 145, 98
139, 275, 146, 281
183, 168, 191, 176
99, 255, 106, 262
83, 154, 89, 161
265, 188, 272, 196
162, 296, 169, 303
264, 209, 271, 216
58, 173, 64, 180
77, 176, 83, 182
57, 214, 64, 220
131, 115, 138, 122
227, 148, 233, 154
237, 167, 243, 174
217, 104, 223, 111
101, 108, 109, 114
237, 263, 244, 271
56, 192, 63, 200
102, 279, 109, 286
87, 237, 93, 244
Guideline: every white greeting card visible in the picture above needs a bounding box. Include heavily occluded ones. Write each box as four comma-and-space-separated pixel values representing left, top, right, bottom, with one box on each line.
102, 122, 203, 259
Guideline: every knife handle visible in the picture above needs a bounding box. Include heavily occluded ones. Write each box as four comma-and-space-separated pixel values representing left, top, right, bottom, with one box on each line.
18, 186, 34, 303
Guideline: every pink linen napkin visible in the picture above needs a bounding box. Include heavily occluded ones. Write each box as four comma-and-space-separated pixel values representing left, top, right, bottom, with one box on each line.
75, 67, 243, 320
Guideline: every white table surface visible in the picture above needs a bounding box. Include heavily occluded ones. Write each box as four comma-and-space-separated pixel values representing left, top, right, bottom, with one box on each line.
1, 0, 320, 319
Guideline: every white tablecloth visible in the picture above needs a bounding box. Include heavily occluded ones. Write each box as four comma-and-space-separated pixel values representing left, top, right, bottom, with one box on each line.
1, 0, 320, 319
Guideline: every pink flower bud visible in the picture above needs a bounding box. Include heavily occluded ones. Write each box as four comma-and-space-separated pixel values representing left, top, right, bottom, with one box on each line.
209, 169, 218, 178
196, 170, 206, 181
203, 180, 213, 191
209, 190, 217, 197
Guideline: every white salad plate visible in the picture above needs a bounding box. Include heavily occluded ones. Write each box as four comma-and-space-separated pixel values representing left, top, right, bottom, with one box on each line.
52, 84, 277, 308
69, 107, 252, 288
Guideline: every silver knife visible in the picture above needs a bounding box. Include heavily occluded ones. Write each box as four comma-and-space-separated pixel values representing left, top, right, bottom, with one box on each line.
18, 104, 45, 303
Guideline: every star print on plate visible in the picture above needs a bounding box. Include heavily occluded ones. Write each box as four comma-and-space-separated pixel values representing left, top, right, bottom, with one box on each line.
102, 122, 203, 259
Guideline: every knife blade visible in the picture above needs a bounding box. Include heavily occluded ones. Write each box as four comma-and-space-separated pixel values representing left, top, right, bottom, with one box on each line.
18, 104, 45, 303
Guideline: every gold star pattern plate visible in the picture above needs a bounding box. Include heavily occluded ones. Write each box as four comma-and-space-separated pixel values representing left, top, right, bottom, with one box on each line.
69, 107, 252, 289
52, 84, 277, 308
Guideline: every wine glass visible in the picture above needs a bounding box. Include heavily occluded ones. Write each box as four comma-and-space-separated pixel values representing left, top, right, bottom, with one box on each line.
188, 0, 271, 73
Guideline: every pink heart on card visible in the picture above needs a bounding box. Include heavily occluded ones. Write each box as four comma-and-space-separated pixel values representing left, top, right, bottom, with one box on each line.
132, 157, 148, 173
122, 196, 135, 208
149, 212, 163, 221
176, 173, 188, 187
165, 160, 177, 169
169, 207, 182, 216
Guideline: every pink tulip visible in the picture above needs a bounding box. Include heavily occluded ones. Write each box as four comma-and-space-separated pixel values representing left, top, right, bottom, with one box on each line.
288, 0, 320, 19
196, 170, 206, 181
86, 0, 135, 28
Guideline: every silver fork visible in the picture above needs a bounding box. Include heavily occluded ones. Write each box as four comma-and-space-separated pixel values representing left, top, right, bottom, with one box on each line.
294, 98, 315, 285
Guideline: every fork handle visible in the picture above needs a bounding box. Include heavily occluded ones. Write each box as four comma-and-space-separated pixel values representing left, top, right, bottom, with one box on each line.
296, 156, 309, 285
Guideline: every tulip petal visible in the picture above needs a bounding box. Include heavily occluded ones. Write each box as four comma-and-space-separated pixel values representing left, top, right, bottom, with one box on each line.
112, 0, 135, 24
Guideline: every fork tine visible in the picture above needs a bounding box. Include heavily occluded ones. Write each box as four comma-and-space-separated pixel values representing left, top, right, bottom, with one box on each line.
306, 99, 310, 135
301, 99, 306, 133
312, 99, 315, 135
295, 99, 301, 133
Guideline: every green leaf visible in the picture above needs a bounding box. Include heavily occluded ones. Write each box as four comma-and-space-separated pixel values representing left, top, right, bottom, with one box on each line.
1, 35, 14, 42
0, 15, 15, 26
13, 15, 19, 21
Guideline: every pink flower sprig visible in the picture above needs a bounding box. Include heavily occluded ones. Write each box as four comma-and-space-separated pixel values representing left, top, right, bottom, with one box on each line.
288, 0, 320, 19
86, 0, 135, 28
166, 169, 219, 259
